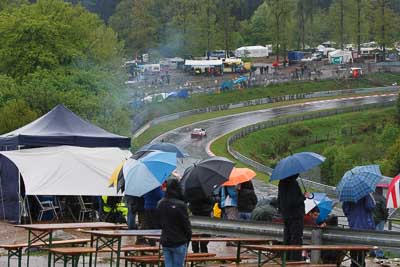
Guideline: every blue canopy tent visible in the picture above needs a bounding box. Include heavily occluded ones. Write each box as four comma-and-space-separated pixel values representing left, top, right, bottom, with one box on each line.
0, 104, 131, 222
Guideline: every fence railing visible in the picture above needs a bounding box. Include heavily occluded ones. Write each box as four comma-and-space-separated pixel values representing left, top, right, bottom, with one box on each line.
133, 85, 399, 136
226, 101, 396, 197
191, 216, 400, 251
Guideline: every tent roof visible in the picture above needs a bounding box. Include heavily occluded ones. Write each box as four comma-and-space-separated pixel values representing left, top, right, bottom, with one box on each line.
236, 46, 268, 51
184, 60, 223, 67
0, 146, 131, 196
0, 104, 130, 148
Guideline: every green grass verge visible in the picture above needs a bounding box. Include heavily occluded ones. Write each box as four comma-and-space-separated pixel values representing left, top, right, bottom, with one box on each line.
232, 107, 396, 167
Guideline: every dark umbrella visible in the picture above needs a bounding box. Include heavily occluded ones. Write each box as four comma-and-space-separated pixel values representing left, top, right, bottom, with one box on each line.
137, 142, 189, 158
181, 156, 235, 202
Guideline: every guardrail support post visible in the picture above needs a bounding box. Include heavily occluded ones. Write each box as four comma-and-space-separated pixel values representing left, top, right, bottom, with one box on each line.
311, 229, 322, 264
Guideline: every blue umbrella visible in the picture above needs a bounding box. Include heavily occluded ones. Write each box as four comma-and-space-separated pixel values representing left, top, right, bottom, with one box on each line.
336, 165, 382, 202
270, 152, 326, 181
123, 151, 177, 196
137, 142, 189, 158
316, 197, 334, 224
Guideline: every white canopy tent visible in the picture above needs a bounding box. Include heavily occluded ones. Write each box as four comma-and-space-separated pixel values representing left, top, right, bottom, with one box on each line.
0, 146, 131, 196
235, 46, 269, 58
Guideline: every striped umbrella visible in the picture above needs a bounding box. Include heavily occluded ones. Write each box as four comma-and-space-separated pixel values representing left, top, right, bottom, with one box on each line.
387, 175, 400, 208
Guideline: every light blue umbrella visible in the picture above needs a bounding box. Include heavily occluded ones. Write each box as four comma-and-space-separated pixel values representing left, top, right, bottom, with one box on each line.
137, 142, 189, 158
123, 151, 177, 196
316, 198, 334, 224
270, 152, 326, 181
336, 165, 382, 202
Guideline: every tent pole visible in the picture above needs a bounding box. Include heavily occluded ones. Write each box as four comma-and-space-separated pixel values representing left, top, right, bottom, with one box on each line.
17, 145, 21, 224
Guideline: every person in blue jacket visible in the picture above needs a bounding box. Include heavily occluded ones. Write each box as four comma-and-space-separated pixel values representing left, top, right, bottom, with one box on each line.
343, 193, 376, 267
220, 186, 239, 220
143, 186, 165, 245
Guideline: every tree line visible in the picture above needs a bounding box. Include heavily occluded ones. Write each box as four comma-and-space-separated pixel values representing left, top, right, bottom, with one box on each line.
108, 0, 400, 60
0, 0, 131, 137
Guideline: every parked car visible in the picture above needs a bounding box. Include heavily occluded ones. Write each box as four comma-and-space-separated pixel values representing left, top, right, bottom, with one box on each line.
191, 128, 207, 138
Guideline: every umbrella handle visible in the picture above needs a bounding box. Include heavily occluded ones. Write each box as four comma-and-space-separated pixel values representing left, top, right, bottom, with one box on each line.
300, 178, 314, 199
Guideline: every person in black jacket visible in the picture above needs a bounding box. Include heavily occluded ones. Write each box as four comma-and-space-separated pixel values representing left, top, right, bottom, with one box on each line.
238, 180, 258, 220
188, 195, 213, 253
277, 174, 306, 261
157, 179, 192, 267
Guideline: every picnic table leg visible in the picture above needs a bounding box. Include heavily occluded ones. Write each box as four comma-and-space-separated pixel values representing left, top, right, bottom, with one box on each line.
110, 238, 114, 267
63, 255, 67, 267
47, 231, 53, 267
89, 234, 94, 267
257, 250, 261, 267
361, 251, 366, 267
94, 236, 99, 267
281, 251, 286, 267
116, 237, 122, 267
26, 230, 31, 267
236, 241, 241, 263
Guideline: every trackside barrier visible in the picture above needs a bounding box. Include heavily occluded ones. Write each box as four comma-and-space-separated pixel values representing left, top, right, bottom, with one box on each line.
132, 86, 399, 136
190, 216, 400, 252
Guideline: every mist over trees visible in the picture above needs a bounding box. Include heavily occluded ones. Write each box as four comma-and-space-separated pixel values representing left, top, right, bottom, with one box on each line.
106, 0, 400, 59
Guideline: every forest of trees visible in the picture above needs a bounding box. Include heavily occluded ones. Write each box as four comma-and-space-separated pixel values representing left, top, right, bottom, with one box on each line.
105, 0, 400, 60
0, 0, 131, 137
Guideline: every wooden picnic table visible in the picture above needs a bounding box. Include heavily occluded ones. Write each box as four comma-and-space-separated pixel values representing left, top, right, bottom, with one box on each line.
81, 229, 162, 267
241, 244, 376, 267
16, 222, 124, 267
145, 235, 277, 264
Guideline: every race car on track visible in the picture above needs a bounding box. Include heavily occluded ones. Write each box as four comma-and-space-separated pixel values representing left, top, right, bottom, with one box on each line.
191, 128, 207, 138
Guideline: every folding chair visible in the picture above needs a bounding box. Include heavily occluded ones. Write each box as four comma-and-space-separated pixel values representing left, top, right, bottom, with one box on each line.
34, 195, 59, 221
19, 195, 32, 224
78, 196, 96, 222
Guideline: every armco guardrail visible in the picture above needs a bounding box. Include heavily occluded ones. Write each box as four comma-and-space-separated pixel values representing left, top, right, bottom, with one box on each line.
227, 101, 396, 197
132, 86, 399, 136
190, 216, 400, 251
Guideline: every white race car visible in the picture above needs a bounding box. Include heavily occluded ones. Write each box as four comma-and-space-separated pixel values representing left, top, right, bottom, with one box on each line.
191, 128, 207, 138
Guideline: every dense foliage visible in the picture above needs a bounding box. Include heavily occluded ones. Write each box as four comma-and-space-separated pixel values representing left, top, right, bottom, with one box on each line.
0, 0, 131, 137
232, 108, 400, 185
107, 0, 400, 59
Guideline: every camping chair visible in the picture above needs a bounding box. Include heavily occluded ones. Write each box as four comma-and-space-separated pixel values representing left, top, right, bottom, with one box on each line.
19, 195, 32, 224
34, 195, 60, 221
78, 196, 96, 222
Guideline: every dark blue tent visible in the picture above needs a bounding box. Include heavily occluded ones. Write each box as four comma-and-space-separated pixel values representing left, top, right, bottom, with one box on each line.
0, 104, 131, 222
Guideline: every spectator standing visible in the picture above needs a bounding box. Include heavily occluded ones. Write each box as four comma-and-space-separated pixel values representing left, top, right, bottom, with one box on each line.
237, 181, 258, 220
157, 179, 192, 267
125, 195, 144, 230
188, 195, 213, 253
143, 186, 165, 245
220, 186, 239, 220
372, 186, 388, 258
372, 186, 389, 231
277, 174, 306, 261
343, 193, 376, 266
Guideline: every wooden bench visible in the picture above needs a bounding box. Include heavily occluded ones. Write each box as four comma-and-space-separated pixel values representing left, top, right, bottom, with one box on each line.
242, 244, 375, 267
0, 238, 90, 267
122, 254, 255, 267
48, 245, 160, 266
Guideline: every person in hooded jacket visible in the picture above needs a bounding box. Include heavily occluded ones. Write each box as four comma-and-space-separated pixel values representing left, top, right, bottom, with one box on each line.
237, 180, 258, 220
188, 194, 213, 253
157, 179, 192, 267
277, 174, 306, 261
